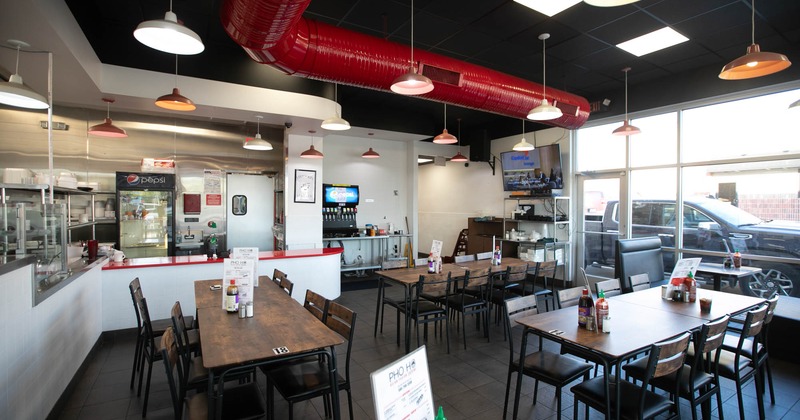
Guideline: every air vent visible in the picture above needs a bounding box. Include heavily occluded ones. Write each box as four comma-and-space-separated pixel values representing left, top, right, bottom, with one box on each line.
420, 64, 462, 87
554, 101, 580, 117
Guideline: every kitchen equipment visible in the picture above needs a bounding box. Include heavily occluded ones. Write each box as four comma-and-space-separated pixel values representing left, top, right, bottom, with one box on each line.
116, 172, 176, 258
3, 168, 31, 184
175, 228, 204, 256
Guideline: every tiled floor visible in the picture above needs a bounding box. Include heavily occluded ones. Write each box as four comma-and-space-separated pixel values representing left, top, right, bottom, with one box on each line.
58, 283, 800, 420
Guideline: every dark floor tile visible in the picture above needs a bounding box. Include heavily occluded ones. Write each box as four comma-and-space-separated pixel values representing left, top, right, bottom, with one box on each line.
77, 398, 130, 420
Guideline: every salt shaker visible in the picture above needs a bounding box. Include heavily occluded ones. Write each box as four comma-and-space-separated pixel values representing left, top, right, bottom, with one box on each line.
238, 302, 246, 319
246, 301, 254, 318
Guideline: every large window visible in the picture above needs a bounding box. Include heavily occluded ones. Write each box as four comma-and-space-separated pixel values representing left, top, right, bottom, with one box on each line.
576, 87, 800, 298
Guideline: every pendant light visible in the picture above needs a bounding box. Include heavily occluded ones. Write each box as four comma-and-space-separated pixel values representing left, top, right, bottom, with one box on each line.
156, 55, 196, 111
134, 0, 205, 55
390, 0, 433, 95
89, 98, 128, 138
612, 67, 641, 136
584, 0, 641, 6
513, 119, 535, 152
450, 118, 468, 162
719, 0, 791, 80
433, 104, 457, 144
300, 131, 323, 159
244, 116, 272, 151
0, 40, 48, 109
527, 34, 562, 121
362, 132, 380, 158
321, 83, 350, 130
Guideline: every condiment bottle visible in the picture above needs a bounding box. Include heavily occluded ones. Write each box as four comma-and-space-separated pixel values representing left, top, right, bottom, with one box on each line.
226, 280, 239, 312
427, 253, 436, 274
733, 250, 742, 268
685, 272, 697, 303
595, 289, 609, 332
436, 253, 443, 274
578, 288, 594, 328
493, 245, 502, 266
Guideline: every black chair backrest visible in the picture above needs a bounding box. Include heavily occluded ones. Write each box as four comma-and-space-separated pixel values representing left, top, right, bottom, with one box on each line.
763, 294, 779, 325
279, 276, 294, 296
505, 263, 529, 286
692, 315, 730, 369
129, 278, 143, 330
615, 237, 666, 293
534, 260, 557, 278
557, 286, 586, 309
135, 294, 158, 354
741, 304, 769, 340
504, 295, 539, 361
650, 331, 692, 380
273, 268, 288, 286
464, 267, 491, 291
170, 301, 192, 368
304, 289, 329, 322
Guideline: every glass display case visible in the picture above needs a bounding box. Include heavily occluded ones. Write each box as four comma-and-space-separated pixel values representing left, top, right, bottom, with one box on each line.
1, 184, 69, 300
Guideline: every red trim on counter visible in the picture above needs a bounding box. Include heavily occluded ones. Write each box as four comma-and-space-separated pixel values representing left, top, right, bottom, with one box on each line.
102, 248, 344, 270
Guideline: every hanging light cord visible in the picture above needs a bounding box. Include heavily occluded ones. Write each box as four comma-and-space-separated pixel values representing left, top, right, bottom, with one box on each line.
443, 103, 447, 130
13, 44, 21, 74
335, 83, 340, 117
256, 117, 261, 136
750, 0, 755, 45
105, 100, 111, 119
174, 55, 179, 87
410, 0, 415, 68
457, 118, 461, 148
624, 68, 629, 120
541, 36, 547, 100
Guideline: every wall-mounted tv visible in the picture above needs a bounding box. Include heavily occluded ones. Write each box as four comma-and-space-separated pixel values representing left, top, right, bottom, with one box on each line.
322, 184, 359, 207
500, 144, 563, 194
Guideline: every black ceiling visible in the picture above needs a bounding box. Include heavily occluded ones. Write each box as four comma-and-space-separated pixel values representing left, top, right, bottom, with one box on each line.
65, 0, 800, 145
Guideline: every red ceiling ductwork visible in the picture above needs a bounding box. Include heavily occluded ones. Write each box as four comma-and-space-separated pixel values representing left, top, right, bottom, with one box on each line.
221, 0, 590, 130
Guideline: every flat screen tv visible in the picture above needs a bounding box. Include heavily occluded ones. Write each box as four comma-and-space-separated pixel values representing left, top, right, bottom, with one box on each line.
500, 144, 563, 194
322, 184, 359, 207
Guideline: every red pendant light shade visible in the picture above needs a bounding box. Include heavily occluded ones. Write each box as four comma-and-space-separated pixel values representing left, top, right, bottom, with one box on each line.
89, 98, 128, 138
718, 0, 791, 80
156, 88, 196, 111
433, 104, 457, 144
361, 147, 380, 158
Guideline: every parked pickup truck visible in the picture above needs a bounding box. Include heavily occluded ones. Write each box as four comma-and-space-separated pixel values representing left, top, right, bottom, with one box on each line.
585, 198, 800, 298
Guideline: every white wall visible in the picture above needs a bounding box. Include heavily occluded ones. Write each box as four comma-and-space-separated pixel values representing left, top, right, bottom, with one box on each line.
285, 133, 324, 249
0, 264, 103, 419
418, 127, 572, 257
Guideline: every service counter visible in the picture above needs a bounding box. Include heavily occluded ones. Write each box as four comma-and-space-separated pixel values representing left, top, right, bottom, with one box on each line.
101, 248, 343, 331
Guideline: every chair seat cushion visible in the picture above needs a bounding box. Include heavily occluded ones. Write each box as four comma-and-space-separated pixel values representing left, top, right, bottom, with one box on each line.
446, 295, 486, 310
571, 374, 675, 420
266, 360, 346, 401
186, 356, 209, 388
721, 334, 762, 358
513, 350, 592, 385
187, 328, 201, 349
623, 358, 713, 397
715, 349, 754, 379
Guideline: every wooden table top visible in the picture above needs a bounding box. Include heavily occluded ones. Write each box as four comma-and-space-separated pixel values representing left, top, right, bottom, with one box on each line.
611, 287, 765, 320
374, 257, 528, 286
516, 287, 765, 361
196, 279, 343, 370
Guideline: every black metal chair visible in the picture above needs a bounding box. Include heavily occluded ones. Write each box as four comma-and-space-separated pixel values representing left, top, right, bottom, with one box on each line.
571, 331, 692, 420
264, 300, 357, 420
446, 266, 491, 349
400, 272, 452, 353
625, 315, 730, 420
160, 326, 265, 420
504, 295, 593, 420
594, 278, 622, 298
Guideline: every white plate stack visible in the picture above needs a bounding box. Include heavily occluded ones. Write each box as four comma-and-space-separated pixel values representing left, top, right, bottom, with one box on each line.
57, 172, 78, 189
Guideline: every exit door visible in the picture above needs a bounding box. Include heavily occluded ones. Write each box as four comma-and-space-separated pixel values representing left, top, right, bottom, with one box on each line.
226, 173, 274, 250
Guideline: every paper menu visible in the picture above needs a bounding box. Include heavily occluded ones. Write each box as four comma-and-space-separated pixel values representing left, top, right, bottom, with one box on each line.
430, 240, 443, 257
669, 257, 702, 280
222, 258, 255, 309
232, 247, 260, 287
370, 346, 434, 420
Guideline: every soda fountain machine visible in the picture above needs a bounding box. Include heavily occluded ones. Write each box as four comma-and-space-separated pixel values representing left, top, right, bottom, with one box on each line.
322, 184, 359, 238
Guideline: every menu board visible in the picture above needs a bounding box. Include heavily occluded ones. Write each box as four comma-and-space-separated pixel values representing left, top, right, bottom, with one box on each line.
370, 346, 434, 420
222, 258, 255, 309
669, 257, 702, 280
232, 247, 260, 287
430, 240, 443, 257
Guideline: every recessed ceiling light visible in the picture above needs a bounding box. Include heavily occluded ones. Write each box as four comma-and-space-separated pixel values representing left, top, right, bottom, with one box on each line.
616, 27, 689, 57
514, 0, 581, 17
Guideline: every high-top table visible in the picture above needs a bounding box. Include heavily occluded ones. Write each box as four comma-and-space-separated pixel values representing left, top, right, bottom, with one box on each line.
195, 279, 344, 420
696, 262, 762, 291
514, 287, 764, 420
373, 257, 528, 352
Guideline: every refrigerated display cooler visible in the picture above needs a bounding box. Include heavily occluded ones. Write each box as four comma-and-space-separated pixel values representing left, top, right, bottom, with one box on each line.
116, 172, 175, 258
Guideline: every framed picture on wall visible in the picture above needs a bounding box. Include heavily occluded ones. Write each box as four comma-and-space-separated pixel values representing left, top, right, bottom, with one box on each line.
294, 169, 316, 203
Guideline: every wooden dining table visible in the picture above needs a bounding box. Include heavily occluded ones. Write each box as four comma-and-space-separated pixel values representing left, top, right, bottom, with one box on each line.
194, 279, 345, 420
373, 257, 528, 353
514, 287, 765, 420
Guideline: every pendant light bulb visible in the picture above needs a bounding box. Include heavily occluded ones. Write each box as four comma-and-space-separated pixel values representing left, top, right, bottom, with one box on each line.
244, 116, 272, 150
513, 119, 535, 151
527, 34, 562, 121
133, 1, 205, 55
390, 0, 434, 95
89, 98, 128, 138
719, 0, 791, 80
612, 67, 641, 136
321, 83, 351, 130
0, 40, 49, 109
433, 104, 457, 144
